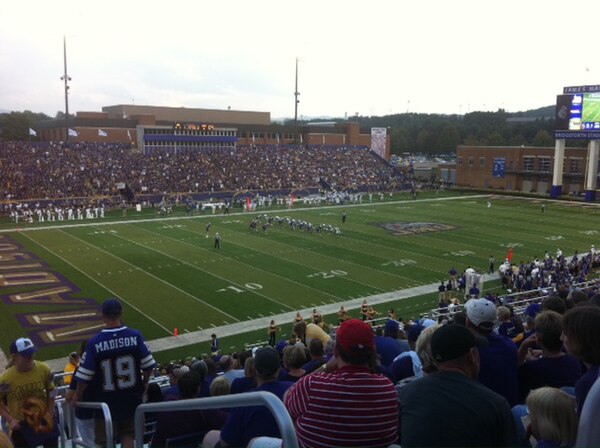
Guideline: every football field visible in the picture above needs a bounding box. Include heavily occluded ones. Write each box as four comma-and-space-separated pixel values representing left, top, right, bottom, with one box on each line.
1, 193, 599, 366
583, 94, 600, 123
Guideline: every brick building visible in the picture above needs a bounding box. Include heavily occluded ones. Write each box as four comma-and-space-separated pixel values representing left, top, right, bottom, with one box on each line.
456, 145, 591, 195
35, 105, 390, 157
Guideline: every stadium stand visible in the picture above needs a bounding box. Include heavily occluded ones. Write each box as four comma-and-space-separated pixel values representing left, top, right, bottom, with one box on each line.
0, 142, 404, 205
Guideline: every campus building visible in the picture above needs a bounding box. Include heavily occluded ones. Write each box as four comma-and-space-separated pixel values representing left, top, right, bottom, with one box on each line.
456, 145, 596, 195
35, 105, 391, 158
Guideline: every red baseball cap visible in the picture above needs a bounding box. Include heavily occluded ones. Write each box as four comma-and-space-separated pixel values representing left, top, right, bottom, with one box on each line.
336, 319, 375, 354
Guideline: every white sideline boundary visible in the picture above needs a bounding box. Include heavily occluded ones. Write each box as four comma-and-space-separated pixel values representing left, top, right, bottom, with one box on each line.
0, 194, 490, 233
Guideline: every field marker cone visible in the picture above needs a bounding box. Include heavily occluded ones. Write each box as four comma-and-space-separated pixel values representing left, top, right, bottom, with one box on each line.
174, 327, 179, 336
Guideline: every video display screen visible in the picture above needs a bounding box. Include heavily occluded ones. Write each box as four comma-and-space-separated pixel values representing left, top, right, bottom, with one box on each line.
555, 93, 600, 131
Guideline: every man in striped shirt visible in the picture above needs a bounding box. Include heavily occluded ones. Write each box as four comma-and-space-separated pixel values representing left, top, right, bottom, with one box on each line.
285, 319, 398, 448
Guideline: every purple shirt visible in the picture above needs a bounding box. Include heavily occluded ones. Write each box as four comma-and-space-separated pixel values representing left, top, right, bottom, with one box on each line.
518, 354, 582, 402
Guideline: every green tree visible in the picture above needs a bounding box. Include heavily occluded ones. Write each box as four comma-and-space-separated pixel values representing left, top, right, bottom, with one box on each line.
54, 111, 75, 120
463, 134, 482, 146
531, 130, 554, 147
415, 129, 434, 152
390, 127, 412, 154
508, 134, 527, 146
0, 112, 30, 141
486, 131, 506, 146
436, 124, 460, 152
0, 110, 51, 141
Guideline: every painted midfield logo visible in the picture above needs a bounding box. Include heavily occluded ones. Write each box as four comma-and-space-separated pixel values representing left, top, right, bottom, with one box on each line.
380, 222, 456, 236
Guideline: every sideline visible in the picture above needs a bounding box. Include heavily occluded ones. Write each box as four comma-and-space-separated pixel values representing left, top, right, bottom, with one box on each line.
2, 194, 598, 235
0, 194, 488, 233
37, 272, 500, 372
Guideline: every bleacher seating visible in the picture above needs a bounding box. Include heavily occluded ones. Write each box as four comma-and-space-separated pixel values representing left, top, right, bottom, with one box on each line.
0, 142, 405, 204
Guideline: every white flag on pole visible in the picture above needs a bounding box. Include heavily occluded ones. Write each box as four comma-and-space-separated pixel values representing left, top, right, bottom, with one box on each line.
29, 128, 37, 136
98, 129, 108, 137
68, 128, 79, 137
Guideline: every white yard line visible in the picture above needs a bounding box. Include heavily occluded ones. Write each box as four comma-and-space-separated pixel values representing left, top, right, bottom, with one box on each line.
19, 232, 172, 334
86, 226, 243, 321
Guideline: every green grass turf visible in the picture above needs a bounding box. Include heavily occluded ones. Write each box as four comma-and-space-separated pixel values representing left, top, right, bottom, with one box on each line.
583, 94, 600, 122
1, 192, 599, 363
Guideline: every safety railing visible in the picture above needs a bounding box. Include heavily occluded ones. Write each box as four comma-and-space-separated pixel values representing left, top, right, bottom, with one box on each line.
429, 277, 600, 322
56, 398, 67, 448
134, 391, 299, 448
61, 400, 114, 448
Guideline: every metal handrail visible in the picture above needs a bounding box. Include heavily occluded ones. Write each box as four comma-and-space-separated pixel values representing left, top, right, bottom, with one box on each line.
429, 277, 600, 321
62, 401, 114, 448
54, 398, 66, 448
134, 391, 299, 448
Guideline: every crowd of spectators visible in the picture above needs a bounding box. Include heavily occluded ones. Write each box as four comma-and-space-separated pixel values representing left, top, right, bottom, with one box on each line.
0, 141, 403, 202
497, 248, 598, 293
143, 279, 600, 448
133, 249, 599, 448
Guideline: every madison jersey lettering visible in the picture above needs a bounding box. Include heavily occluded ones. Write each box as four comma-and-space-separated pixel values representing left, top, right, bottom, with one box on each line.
94, 336, 138, 353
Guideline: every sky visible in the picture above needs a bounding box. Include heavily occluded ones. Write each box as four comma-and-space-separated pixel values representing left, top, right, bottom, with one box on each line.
1, 0, 598, 120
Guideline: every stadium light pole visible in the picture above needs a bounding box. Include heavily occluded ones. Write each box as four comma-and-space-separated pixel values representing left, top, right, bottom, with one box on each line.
60, 36, 72, 146
294, 57, 300, 144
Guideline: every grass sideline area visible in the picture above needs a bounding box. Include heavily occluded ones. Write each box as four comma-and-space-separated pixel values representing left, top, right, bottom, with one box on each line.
1, 191, 599, 368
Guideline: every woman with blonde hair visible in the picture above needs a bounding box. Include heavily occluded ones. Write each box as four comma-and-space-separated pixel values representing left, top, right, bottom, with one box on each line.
279, 345, 306, 382
497, 305, 524, 343
210, 376, 231, 397
394, 324, 441, 388
526, 387, 577, 447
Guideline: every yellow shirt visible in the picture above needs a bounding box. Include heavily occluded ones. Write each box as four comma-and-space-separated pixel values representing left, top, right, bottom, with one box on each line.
63, 361, 78, 385
306, 323, 331, 346
0, 360, 55, 421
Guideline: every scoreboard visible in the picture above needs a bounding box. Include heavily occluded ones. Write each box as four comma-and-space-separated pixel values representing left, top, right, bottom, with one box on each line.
555, 85, 600, 139
174, 122, 215, 131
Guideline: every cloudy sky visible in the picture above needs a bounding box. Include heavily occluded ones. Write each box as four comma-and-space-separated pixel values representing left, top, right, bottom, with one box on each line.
1, 0, 598, 119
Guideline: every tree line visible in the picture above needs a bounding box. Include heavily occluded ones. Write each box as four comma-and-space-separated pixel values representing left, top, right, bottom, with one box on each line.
0, 111, 72, 141
313, 106, 587, 155
356, 108, 565, 155
297, 106, 588, 155
2, 107, 580, 155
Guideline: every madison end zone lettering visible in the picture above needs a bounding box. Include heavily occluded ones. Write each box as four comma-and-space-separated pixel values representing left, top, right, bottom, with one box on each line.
0, 234, 103, 347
